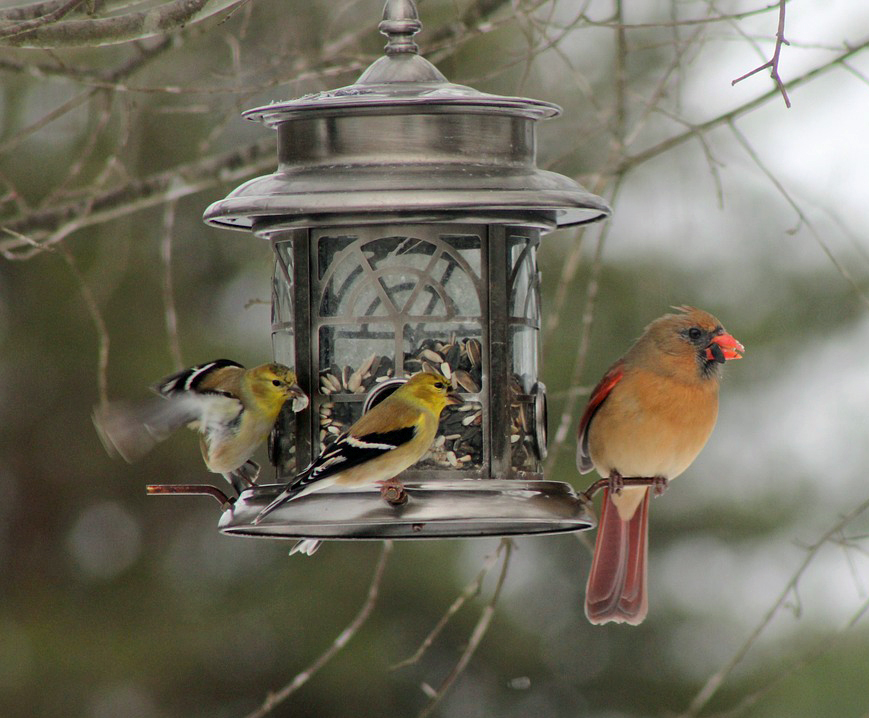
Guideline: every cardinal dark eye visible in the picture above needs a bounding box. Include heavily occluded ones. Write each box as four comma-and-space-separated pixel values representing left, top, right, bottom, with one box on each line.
687, 327, 702, 341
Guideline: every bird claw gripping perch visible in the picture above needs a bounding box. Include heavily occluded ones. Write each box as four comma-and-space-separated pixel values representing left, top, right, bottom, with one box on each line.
580, 476, 670, 503
651, 476, 669, 497
608, 470, 624, 495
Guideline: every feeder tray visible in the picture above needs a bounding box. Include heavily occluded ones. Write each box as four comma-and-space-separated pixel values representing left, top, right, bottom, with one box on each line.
220, 480, 596, 540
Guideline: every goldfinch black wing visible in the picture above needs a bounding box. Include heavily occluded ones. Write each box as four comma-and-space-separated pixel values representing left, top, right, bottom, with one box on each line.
255, 425, 417, 522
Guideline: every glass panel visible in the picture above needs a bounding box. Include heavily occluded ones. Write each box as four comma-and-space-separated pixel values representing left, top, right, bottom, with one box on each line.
510, 398, 538, 471
508, 232, 540, 325
272, 240, 294, 325
272, 331, 295, 368
318, 400, 364, 454
510, 325, 537, 394
317, 232, 483, 321
269, 404, 298, 475
402, 323, 482, 378
416, 399, 483, 470
270, 239, 299, 474
402, 324, 484, 470
318, 324, 397, 381
507, 230, 542, 473
312, 226, 487, 476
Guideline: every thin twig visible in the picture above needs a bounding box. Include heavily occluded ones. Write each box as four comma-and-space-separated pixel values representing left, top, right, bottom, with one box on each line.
576, 2, 782, 30
242, 540, 393, 718
731, 0, 791, 108
1, 228, 110, 405
679, 494, 869, 718
44, 89, 115, 205
545, 178, 624, 474
700, 595, 869, 718
0, 87, 94, 155
728, 120, 869, 309
390, 541, 507, 671
621, 34, 869, 174
160, 200, 184, 371
0, 0, 84, 40
0, 0, 240, 48
0, 136, 276, 257
416, 539, 513, 718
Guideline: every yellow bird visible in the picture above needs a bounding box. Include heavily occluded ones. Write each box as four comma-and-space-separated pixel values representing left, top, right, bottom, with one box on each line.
256, 371, 461, 526
94, 359, 308, 494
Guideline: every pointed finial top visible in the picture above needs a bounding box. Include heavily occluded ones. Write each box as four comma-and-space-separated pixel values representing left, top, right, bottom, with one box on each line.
379, 0, 422, 55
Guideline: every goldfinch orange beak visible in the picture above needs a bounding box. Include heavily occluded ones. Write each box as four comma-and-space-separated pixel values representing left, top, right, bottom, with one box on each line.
705, 333, 744, 363
445, 391, 463, 406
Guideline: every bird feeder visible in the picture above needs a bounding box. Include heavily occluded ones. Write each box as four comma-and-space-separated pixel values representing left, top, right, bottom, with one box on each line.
199, 0, 610, 542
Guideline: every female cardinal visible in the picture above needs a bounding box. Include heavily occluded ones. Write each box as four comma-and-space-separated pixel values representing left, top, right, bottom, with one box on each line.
577, 306, 743, 625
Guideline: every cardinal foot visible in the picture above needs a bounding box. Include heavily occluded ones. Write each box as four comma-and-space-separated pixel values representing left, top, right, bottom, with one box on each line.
652, 476, 669, 496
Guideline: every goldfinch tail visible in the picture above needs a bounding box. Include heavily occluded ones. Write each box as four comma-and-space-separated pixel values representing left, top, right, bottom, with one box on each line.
254, 484, 305, 524
254, 476, 337, 524
92, 398, 195, 463
289, 539, 322, 556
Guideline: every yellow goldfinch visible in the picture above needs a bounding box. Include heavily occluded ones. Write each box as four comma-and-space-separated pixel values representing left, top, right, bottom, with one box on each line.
255, 371, 461, 525
93, 360, 308, 495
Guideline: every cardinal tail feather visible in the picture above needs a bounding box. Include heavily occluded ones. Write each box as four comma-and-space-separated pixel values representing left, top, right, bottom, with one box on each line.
584, 488, 650, 626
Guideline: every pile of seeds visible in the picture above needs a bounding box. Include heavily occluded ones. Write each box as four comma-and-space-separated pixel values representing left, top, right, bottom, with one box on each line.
270, 335, 541, 477
316, 335, 540, 471
318, 336, 485, 469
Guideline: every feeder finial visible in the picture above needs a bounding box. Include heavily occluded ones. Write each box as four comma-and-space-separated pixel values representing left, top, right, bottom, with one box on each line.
380, 0, 422, 55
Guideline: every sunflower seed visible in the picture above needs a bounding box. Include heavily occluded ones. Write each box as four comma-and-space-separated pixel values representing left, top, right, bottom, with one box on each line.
462, 410, 482, 426
465, 338, 481, 366
453, 370, 479, 393
420, 348, 444, 364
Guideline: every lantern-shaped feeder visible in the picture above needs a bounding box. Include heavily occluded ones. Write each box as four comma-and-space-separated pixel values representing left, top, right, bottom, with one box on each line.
201, 0, 610, 542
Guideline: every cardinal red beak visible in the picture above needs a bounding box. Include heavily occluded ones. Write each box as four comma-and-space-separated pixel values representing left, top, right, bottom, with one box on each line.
705, 333, 744, 363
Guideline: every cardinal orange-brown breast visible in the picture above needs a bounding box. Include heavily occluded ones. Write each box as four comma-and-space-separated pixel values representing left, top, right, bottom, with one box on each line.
587, 364, 719, 488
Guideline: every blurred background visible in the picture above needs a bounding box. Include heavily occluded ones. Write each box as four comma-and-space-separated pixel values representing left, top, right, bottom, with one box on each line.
2, 0, 869, 716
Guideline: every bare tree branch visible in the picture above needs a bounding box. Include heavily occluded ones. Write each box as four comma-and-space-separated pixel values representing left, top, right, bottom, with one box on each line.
2, 228, 111, 404
160, 200, 184, 371
621, 34, 869, 172
728, 120, 869, 309
0, 136, 275, 257
391, 540, 508, 672
0, 0, 85, 41
576, 2, 783, 30
731, 0, 791, 107
243, 541, 393, 718
0, 0, 81, 23
416, 539, 513, 718
679, 495, 869, 718
703, 596, 869, 718
0, 0, 242, 48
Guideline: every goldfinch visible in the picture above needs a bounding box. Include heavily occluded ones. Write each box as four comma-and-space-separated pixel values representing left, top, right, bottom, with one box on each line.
93, 360, 308, 495
255, 371, 461, 524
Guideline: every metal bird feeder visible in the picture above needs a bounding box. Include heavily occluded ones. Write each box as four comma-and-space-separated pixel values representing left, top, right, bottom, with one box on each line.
199, 0, 610, 543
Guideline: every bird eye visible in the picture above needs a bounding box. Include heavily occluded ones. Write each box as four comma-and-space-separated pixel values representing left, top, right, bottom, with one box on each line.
434, 381, 444, 390
272, 379, 282, 387
687, 327, 702, 341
